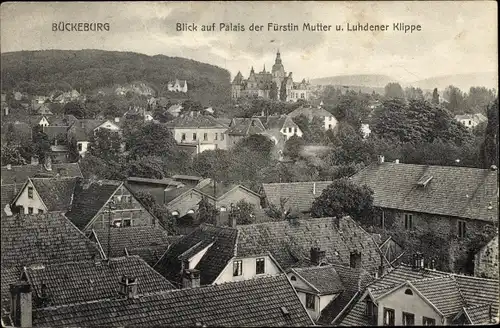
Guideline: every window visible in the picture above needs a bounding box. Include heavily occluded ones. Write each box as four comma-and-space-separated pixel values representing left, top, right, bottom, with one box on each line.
39, 209, 44, 214
404, 288, 413, 295
328, 124, 332, 129
203, 133, 208, 141
192, 133, 197, 141
383, 308, 395, 326
28, 207, 33, 214
221, 133, 225, 141
288, 127, 292, 133
350, 251, 361, 268
233, 260, 242, 276
404, 213, 413, 230
123, 219, 131, 227
256, 258, 265, 274
305, 293, 315, 310
402, 312, 415, 326
422, 317, 436, 326
365, 299, 375, 316
290, 275, 296, 281
468, 120, 471, 125
215, 133, 218, 140
220, 206, 227, 212
301, 93, 305, 99
77, 143, 82, 151
458, 220, 466, 238
28, 186, 34, 199
112, 219, 122, 228
181, 133, 186, 141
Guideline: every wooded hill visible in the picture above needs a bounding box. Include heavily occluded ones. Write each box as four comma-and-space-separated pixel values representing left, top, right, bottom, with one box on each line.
1, 49, 231, 106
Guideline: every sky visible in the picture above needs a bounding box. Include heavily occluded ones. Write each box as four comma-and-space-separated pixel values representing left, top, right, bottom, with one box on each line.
1, 1, 497, 82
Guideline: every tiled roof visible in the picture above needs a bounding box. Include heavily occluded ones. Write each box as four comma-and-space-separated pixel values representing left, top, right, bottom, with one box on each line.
33, 274, 313, 327
92, 226, 170, 266
166, 114, 228, 129
65, 179, 121, 229
226, 118, 266, 136
1, 267, 21, 319
0, 183, 23, 211
30, 177, 77, 212
172, 174, 204, 182
262, 181, 333, 213
126, 177, 183, 187
259, 115, 298, 130
288, 106, 334, 119
409, 276, 466, 317
236, 216, 383, 272
338, 264, 500, 326
49, 115, 78, 126
463, 304, 494, 324
42, 125, 69, 140
292, 265, 344, 294
163, 185, 195, 204
24, 256, 176, 308
154, 225, 237, 286
1, 163, 83, 185
1, 212, 101, 269
350, 163, 498, 222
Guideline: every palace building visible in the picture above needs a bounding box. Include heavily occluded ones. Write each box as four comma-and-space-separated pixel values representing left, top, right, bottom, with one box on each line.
231, 50, 310, 102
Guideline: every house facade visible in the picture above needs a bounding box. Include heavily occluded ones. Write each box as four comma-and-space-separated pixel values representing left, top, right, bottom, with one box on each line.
454, 113, 487, 129
166, 113, 229, 154
287, 105, 338, 130
226, 117, 267, 148
167, 79, 188, 93
255, 115, 303, 140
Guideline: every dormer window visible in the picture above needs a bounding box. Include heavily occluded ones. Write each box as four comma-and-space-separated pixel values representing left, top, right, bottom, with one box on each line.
350, 251, 362, 268
28, 186, 34, 199
417, 175, 433, 187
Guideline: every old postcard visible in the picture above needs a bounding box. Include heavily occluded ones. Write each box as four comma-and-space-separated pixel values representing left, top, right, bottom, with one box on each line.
1, 1, 498, 327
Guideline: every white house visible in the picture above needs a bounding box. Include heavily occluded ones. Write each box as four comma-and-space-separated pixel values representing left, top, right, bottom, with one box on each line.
454, 113, 487, 129
167, 79, 188, 93
287, 105, 338, 131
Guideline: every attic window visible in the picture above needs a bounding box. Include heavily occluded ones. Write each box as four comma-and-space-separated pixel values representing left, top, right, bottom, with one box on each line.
404, 288, 413, 295
290, 276, 296, 281
417, 175, 433, 187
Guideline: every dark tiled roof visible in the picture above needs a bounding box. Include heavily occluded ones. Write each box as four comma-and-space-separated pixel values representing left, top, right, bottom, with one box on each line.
196, 182, 250, 199
24, 256, 176, 307
0, 184, 23, 211
1, 212, 101, 269
65, 179, 121, 229
126, 177, 183, 187
410, 276, 466, 317
1, 163, 83, 185
92, 226, 170, 266
262, 181, 333, 212
350, 163, 499, 222
166, 114, 228, 129
163, 185, 195, 204
464, 304, 494, 324
292, 265, 344, 294
30, 178, 77, 212
154, 225, 238, 286
42, 125, 69, 140
1, 267, 21, 319
262, 115, 298, 130
236, 217, 383, 273
454, 274, 499, 316
33, 274, 313, 327
226, 118, 266, 136
172, 174, 204, 182
49, 115, 78, 126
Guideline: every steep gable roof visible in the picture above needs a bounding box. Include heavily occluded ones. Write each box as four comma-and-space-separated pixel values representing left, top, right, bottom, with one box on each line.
92, 226, 170, 266
291, 265, 344, 295
226, 117, 266, 136
1, 183, 23, 211
262, 181, 333, 212
65, 179, 122, 229
462, 303, 495, 324
166, 114, 228, 129
29, 177, 77, 212
154, 225, 238, 286
1, 163, 83, 185
24, 256, 176, 308
33, 274, 313, 327
1, 212, 101, 269
350, 163, 498, 222
263, 115, 298, 130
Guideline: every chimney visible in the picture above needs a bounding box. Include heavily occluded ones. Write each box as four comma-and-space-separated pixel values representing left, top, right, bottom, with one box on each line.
7, 164, 12, 170
394, 159, 400, 164
377, 155, 384, 164
310, 247, 325, 266
182, 269, 201, 289
10, 281, 32, 328
118, 275, 138, 299
44, 156, 52, 171
412, 252, 424, 271
490, 165, 497, 171
114, 117, 120, 123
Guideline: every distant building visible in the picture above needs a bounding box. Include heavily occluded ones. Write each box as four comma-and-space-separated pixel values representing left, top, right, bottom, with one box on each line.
67, 119, 121, 157
287, 104, 337, 130
167, 79, 188, 93
253, 115, 303, 140
232, 50, 310, 102
454, 113, 487, 129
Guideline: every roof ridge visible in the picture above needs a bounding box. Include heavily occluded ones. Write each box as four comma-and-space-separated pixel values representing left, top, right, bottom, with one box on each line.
262, 180, 334, 186
410, 275, 454, 284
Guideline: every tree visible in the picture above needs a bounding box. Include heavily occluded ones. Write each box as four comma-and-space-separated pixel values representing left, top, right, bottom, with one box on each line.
126, 123, 178, 160
134, 191, 176, 234
432, 88, 440, 104
443, 85, 466, 114
269, 82, 278, 101
264, 197, 297, 221
63, 101, 87, 118
1, 144, 27, 166
311, 178, 374, 224
192, 149, 231, 183
466, 87, 496, 114
228, 200, 256, 225
197, 196, 218, 225
404, 87, 424, 101
333, 91, 371, 130
67, 137, 80, 163
384, 82, 405, 99
480, 99, 499, 168
279, 81, 287, 101
88, 129, 122, 162
327, 122, 374, 165
32, 126, 51, 163
283, 135, 305, 160
126, 156, 169, 179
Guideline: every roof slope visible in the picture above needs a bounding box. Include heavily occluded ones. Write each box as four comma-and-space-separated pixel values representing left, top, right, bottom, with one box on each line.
24, 256, 176, 307
1, 212, 101, 269
293, 265, 344, 294
33, 274, 313, 327
1, 183, 23, 210
1, 163, 83, 185
226, 117, 266, 136
410, 276, 466, 317
92, 226, 170, 265
30, 177, 77, 211
154, 225, 238, 286
288, 106, 334, 118
166, 114, 228, 129
454, 274, 499, 316
236, 217, 383, 272
262, 181, 333, 212
464, 304, 494, 324
350, 163, 498, 222
65, 179, 121, 229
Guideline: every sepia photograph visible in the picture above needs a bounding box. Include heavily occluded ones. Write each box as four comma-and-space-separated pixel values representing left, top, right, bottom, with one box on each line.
0, 1, 498, 327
